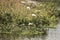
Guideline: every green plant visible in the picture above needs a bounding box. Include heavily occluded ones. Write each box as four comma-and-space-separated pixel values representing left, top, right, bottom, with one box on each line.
0, 0, 60, 38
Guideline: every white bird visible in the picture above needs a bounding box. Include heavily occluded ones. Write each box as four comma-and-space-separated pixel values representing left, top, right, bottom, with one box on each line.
32, 14, 36, 17
27, 6, 31, 10
28, 23, 33, 25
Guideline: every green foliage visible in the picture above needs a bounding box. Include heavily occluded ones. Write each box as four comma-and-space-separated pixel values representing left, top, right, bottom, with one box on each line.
0, 0, 60, 37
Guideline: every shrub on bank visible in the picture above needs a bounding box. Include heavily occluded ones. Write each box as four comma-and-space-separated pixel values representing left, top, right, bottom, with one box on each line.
0, 0, 60, 36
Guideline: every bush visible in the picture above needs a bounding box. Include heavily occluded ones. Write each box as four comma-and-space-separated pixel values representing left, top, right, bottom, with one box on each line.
0, 0, 60, 37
